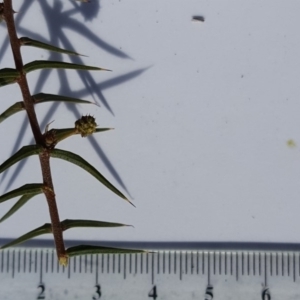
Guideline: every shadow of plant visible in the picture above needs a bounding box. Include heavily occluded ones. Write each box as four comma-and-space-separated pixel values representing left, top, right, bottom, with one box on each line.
0, 0, 148, 197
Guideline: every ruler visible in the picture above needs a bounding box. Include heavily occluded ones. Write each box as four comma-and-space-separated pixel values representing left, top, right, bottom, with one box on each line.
1, 246, 300, 299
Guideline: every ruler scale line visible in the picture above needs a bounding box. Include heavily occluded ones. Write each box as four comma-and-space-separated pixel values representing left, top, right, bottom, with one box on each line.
282, 252, 284, 276
29, 250, 32, 273
293, 253, 296, 282
107, 253, 109, 274
247, 252, 250, 276
219, 251, 222, 275
230, 252, 233, 276
146, 253, 148, 274
264, 252, 268, 287
157, 251, 160, 275
270, 252, 273, 277
179, 251, 182, 280
276, 252, 278, 276
113, 253, 115, 274
51, 250, 53, 273
163, 251, 165, 274
191, 251, 194, 275
242, 251, 244, 276
202, 251, 205, 275
185, 251, 188, 275
129, 253, 132, 274
235, 252, 237, 281
151, 252, 154, 285
225, 251, 227, 275
39, 250, 43, 282
17, 250, 20, 274
45, 250, 48, 274
67, 256, 71, 279
12, 250, 15, 278
197, 251, 199, 275
35, 250, 38, 273
259, 252, 261, 276
95, 254, 99, 284
207, 252, 211, 286
123, 253, 126, 279
288, 253, 290, 277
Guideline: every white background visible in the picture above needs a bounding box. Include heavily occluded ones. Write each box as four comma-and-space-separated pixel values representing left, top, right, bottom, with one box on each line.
0, 0, 300, 244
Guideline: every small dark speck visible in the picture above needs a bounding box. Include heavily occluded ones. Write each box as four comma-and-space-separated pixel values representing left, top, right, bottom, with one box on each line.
241, 74, 244, 78
192, 16, 205, 22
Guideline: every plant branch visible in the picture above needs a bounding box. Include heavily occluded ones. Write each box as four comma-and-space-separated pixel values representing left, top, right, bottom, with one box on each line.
3, 0, 43, 144
40, 150, 67, 265
3, 0, 67, 265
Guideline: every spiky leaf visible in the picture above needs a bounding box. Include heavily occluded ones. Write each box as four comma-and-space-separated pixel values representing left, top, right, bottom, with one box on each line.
0, 68, 19, 79
32, 93, 95, 105
0, 183, 44, 204
24, 60, 110, 74
0, 193, 41, 223
95, 128, 114, 133
52, 127, 113, 143
0, 102, 24, 124
20, 37, 84, 56
61, 219, 131, 230
0, 223, 52, 249
0, 219, 130, 248
0, 94, 95, 124
0, 145, 43, 173
66, 245, 146, 257
50, 148, 134, 206
0, 77, 17, 87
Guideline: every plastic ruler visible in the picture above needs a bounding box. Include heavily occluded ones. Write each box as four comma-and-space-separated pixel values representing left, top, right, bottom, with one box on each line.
1, 246, 300, 299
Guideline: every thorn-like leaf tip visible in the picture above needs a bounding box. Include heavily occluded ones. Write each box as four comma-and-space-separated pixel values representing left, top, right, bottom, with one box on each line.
127, 200, 136, 208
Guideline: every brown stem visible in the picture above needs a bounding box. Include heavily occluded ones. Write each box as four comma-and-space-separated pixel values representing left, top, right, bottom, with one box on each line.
40, 150, 67, 265
3, 0, 67, 265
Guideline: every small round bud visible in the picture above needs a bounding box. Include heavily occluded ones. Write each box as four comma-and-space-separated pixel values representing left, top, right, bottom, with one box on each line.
75, 115, 97, 137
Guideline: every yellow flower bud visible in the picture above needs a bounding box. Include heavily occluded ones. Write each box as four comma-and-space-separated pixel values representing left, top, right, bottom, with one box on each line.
75, 115, 97, 137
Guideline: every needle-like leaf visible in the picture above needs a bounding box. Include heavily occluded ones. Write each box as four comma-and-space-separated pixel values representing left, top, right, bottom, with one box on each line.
0, 77, 17, 87
20, 37, 84, 56
61, 219, 132, 230
0, 102, 24, 124
32, 93, 95, 105
0, 94, 95, 124
0, 223, 52, 249
0, 219, 131, 249
52, 127, 113, 143
0, 145, 43, 173
66, 245, 146, 257
0, 193, 41, 223
50, 148, 134, 206
0, 183, 44, 204
24, 60, 111, 74
0, 68, 19, 79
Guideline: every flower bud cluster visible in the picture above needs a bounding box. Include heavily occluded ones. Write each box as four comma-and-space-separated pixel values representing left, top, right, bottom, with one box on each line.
75, 115, 97, 137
